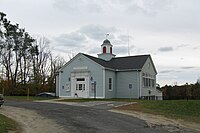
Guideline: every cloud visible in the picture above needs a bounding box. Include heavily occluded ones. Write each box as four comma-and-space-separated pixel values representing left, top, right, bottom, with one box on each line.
126, 0, 174, 15
117, 34, 133, 42
159, 70, 182, 74
79, 24, 117, 40
53, 32, 86, 47
88, 47, 100, 54
53, 0, 174, 16
52, 47, 70, 53
52, 24, 119, 54
159, 70, 172, 74
193, 47, 199, 50
181, 66, 195, 69
114, 46, 128, 55
86, 2, 103, 13
177, 44, 189, 48
53, 0, 103, 14
158, 46, 173, 52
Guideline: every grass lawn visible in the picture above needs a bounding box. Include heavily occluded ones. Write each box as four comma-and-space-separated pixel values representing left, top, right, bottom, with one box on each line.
116, 100, 200, 123
4, 96, 56, 101
0, 114, 20, 133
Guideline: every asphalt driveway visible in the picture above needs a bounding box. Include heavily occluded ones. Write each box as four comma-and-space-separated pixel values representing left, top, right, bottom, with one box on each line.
4, 100, 170, 133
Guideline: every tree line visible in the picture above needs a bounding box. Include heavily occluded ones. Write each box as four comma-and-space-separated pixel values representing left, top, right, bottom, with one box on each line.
0, 12, 65, 96
159, 81, 200, 100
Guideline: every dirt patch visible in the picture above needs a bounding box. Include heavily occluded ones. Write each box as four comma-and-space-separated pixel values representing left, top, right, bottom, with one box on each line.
110, 109, 200, 133
0, 106, 67, 133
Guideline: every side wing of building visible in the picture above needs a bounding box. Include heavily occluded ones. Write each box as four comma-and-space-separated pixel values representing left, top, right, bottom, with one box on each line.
140, 56, 162, 100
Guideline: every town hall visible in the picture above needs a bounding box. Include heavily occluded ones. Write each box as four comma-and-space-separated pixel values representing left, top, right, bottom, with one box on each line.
56, 39, 162, 99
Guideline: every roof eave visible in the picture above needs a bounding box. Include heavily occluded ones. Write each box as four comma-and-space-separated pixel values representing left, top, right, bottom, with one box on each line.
116, 69, 142, 72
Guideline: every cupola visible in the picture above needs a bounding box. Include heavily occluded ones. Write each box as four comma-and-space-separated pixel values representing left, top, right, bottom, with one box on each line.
98, 39, 116, 61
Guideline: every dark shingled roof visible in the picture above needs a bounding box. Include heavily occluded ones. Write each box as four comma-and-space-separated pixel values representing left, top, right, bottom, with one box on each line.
83, 53, 150, 70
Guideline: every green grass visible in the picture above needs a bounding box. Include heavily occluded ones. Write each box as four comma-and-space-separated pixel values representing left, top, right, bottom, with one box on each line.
134, 100, 200, 123
0, 114, 20, 133
4, 96, 56, 101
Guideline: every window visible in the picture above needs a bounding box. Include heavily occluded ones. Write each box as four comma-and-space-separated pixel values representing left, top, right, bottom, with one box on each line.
110, 47, 112, 54
78, 84, 81, 90
103, 46, 106, 53
76, 78, 85, 81
65, 84, 70, 92
142, 73, 155, 88
148, 62, 150, 68
108, 78, 112, 91
76, 84, 85, 91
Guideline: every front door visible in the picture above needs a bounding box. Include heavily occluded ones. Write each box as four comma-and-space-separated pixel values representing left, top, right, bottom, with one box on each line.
75, 78, 87, 97
71, 71, 90, 98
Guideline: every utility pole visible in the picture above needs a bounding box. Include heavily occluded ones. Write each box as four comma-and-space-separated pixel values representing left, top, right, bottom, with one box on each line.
128, 32, 130, 56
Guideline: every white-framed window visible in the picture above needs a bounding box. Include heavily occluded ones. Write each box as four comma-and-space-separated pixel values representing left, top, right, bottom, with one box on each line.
142, 73, 155, 88
76, 84, 85, 91
65, 84, 70, 92
108, 78, 113, 91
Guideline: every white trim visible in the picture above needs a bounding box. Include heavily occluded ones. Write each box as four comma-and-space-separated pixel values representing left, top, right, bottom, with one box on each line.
139, 72, 142, 98
59, 96, 73, 98
103, 69, 105, 98
89, 96, 104, 99
104, 67, 116, 71
137, 71, 139, 98
58, 72, 61, 97
73, 66, 88, 70
59, 96, 105, 99
137, 71, 142, 98
115, 69, 141, 72
71, 72, 89, 98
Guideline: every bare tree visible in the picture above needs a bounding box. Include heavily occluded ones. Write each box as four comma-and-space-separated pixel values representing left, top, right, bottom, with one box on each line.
0, 12, 66, 95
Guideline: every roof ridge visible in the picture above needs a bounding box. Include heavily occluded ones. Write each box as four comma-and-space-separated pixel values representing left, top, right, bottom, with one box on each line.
113, 54, 150, 59
82, 53, 108, 62
82, 53, 151, 70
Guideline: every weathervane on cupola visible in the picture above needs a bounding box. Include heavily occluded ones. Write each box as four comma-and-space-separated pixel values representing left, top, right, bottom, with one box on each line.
106, 33, 109, 39
98, 34, 116, 61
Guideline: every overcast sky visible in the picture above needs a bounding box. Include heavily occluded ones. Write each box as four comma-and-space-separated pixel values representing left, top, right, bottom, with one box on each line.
1, 0, 200, 86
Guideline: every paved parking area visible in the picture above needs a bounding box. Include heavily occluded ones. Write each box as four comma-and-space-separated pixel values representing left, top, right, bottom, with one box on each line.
4, 100, 170, 133
35, 99, 133, 109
